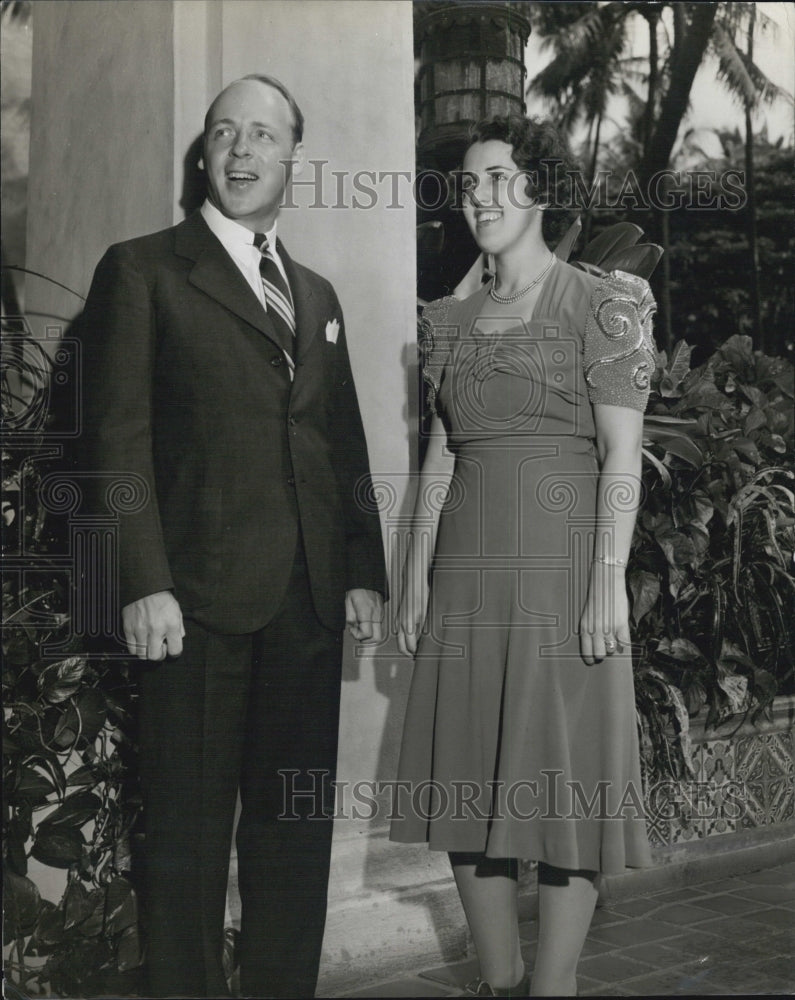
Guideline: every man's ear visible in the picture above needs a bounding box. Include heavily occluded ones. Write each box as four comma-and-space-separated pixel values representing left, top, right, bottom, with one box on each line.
198, 155, 205, 171
291, 142, 306, 177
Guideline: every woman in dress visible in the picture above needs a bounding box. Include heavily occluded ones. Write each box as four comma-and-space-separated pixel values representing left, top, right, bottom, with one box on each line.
391, 116, 656, 997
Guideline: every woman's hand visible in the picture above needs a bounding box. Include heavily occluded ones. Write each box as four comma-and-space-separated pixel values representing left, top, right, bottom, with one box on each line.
579, 563, 631, 665
396, 564, 429, 658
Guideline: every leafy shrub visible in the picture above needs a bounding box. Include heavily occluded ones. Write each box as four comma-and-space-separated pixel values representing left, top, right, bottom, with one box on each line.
3, 332, 143, 996
631, 334, 795, 779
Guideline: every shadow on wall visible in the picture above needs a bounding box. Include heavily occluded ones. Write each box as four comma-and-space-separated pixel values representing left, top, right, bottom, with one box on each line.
180, 133, 206, 217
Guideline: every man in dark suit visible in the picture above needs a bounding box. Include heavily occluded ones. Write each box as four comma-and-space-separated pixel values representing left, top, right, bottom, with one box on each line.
80, 75, 386, 998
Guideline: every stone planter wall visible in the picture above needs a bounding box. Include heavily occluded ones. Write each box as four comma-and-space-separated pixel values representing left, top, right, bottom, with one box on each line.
646, 695, 795, 851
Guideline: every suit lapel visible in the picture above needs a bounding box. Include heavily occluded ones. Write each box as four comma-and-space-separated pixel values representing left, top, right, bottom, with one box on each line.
175, 212, 293, 357
278, 239, 321, 363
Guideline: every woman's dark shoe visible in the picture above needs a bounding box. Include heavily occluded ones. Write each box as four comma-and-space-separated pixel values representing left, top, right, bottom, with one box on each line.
459, 968, 531, 997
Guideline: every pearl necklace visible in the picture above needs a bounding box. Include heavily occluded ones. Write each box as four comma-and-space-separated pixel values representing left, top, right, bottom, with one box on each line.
489, 255, 556, 304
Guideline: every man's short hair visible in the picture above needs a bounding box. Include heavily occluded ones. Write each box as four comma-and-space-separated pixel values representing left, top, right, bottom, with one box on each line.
204, 74, 305, 145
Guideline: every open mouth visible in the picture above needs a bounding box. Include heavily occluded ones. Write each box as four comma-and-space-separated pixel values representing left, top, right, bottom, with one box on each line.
475, 210, 502, 227
227, 171, 258, 184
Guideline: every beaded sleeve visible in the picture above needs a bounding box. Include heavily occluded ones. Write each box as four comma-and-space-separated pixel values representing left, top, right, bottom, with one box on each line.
419, 296, 459, 414
583, 270, 657, 412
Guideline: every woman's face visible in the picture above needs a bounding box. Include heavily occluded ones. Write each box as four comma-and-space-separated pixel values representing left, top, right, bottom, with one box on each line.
461, 139, 542, 257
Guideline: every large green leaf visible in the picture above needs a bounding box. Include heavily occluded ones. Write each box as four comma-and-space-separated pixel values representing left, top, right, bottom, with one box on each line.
656, 637, 706, 662
576, 222, 643, 265
104, 877, 138, 936
30, 823, 85, 868
752, 669, 778, 704
5, 816, 30, 876
665, 682, 696, 777
66, 762, 102, 788
656, 528, 697, 567
732, 437, 761, 465
659, 435, 704, 468
37, 656, 87, 704
25, 901, 63, 956
744, 406, 767, 435
113, 833, 134, 874
675, 381, 730, 413
642, 447, 672, 488
63, 878, 93, 931
72, 888, 106, 938
3, 870, 41, 943
644, 414, 701, 429
572, 259, 607, 278
683, 679, 707, 715
554, 216, 582, 262
45, 790, 102, 830
717, 640, 756, 672
75, 688, 108, 740
11, 765, 55, 805
52, 689, 107, 749
716, 672, 750, 714
117, 924, 143, 972
658, 341, 694, 397
629, 570, 660, 626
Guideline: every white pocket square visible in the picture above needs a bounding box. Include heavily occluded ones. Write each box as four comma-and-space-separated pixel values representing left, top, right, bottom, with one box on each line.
325, 319, 340, 344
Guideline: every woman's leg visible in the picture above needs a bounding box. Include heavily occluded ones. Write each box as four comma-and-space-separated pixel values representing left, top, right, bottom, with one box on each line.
531, 863, 599, 997
449, 853, 525, 990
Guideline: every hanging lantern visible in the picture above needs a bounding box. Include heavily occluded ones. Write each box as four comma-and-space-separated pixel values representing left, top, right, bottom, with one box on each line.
415, 1, 532, 172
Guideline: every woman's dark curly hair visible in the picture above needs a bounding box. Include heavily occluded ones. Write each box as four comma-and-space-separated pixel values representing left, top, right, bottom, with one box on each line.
467, 115, 582, 246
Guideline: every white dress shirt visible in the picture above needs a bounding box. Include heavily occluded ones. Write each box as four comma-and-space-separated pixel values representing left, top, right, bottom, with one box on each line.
200, 198, 291, 310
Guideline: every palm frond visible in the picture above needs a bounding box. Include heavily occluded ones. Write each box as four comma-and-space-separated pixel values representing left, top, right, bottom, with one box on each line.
711, 23, 786, 108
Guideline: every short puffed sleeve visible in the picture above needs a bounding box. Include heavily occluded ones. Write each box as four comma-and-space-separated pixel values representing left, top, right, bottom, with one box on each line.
419, 295, 459, 413
583, 270, 657, 411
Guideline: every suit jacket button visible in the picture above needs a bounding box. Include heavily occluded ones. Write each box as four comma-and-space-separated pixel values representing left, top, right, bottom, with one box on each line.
271, 356, 284, 367
287, 476, 296, 486
289, 416, 297, 426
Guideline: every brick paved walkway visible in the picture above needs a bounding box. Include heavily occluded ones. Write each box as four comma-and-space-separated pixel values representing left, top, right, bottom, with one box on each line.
344, 860, 795, 997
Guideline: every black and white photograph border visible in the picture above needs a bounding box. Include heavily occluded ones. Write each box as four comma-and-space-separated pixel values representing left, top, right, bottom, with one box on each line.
2, 2, 794, 999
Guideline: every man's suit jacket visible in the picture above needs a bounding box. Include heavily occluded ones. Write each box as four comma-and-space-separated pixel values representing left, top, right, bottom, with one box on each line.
80, 210, 386, 634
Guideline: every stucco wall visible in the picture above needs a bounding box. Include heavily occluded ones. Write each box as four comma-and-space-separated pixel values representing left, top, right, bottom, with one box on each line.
27, 0, 174, 338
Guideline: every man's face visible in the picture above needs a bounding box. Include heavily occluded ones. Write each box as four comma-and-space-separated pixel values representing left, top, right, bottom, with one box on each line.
201, 80, 304, 233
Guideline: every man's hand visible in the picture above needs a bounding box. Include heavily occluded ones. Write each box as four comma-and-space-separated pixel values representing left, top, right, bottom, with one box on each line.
122, 591, 185, 660
345, 589, 384, 644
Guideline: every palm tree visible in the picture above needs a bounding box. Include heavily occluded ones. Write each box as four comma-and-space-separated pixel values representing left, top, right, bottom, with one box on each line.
527, 2, 716, 351
709, 3, 788, 352
635, 3, 720, 190
528, 2, 789, 354
526, 2, 644, 242
528, 2, 628, 158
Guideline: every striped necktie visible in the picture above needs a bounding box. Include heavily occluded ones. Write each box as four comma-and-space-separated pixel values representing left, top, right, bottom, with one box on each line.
254, 234, 296, 346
